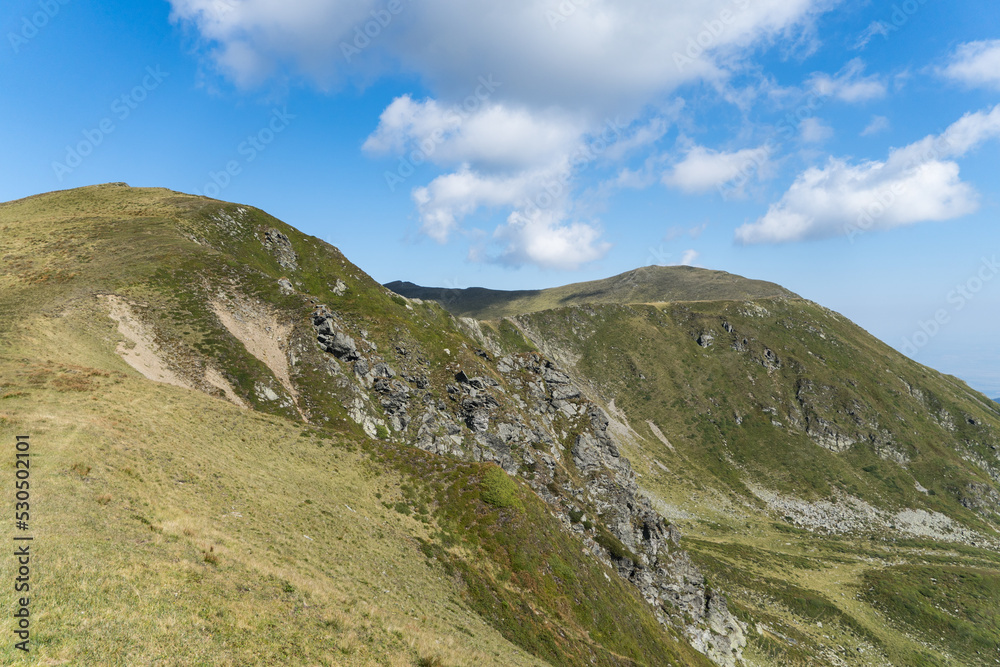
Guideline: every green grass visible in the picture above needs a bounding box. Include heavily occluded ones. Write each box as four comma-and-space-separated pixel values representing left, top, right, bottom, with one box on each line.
387, 265, 797, 319
378, 448, 712, 667
471, 297, 1000, 666
0, 357, 546, 665
862, 565, 1000, 665
6, 184, 1000, 666
0, 184, 713, 665
479, 466, 524, 511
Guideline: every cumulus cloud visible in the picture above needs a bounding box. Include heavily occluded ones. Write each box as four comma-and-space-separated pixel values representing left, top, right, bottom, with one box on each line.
680, 249, 700, 266
736, 104, 1000, 244
491, 208, 612, 271
411, 167, 547, 242
168, 0, 379, 86
808, 58, 886, 103
363, 95, 584, 172
169, 0, 830, 268
170, 0, 826, 112
664, 145, 771, 194
939, 40, 1000, 90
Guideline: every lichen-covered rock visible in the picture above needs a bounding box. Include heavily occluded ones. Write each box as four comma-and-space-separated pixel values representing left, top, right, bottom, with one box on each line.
311, 306, 358, 360
262, 228, 298, 270
308, 319, 747, 665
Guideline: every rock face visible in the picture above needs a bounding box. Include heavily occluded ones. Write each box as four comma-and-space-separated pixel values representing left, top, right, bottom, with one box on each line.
263, 228, 298, 271
309, 309, 747, 665
311, 306, 358, 360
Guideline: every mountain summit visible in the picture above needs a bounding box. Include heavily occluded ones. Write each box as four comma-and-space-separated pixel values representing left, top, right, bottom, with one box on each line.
386, 265, 797, 319
2, 184, 1000, 666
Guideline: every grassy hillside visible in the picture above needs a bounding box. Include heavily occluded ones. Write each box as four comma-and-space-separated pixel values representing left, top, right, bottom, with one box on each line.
0, 184, 711, 666
6, 183, 1000, 666
386, 265, 797, 320
471, 299, 1000, 666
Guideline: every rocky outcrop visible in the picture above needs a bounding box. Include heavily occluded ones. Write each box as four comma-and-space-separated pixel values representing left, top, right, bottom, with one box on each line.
308, 313, 746, 665
311, 306, 359, 360
263, 228, 298, 271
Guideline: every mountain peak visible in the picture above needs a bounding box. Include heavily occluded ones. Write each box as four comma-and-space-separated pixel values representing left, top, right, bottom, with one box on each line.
387, 264, 798, 319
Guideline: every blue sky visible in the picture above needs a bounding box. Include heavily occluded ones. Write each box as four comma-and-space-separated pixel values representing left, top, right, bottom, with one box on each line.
2, 0, 999, 396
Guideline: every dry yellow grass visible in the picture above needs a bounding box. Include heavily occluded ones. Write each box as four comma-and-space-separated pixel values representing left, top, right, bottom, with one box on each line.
0, 310, 546, 666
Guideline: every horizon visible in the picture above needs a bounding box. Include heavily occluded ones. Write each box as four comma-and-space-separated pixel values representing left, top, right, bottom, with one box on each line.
2, 1, 998, 395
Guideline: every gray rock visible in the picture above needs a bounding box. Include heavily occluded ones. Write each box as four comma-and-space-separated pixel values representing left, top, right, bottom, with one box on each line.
552, 385, 580, 401
542, 364, 572, 385
373, 362, 395, 379
263, 228, 298, 271
327, 332, 359, 360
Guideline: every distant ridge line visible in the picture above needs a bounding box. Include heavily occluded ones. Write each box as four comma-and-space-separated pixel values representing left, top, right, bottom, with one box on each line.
386, 265, 798, 319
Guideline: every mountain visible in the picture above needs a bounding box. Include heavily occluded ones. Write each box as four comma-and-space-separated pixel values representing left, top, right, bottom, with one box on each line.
3, 184, 1000, 666
386, 266, 797, 320
0, 184, 714, 666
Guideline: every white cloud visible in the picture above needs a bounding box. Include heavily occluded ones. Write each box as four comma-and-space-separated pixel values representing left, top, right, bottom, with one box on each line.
808, 58, 886, 103
363, 95, 584, 172
601, 117, 671, 162
168, 0, 379, 85
680, 249, 700, 266
861, 115, 890, 136
800, 117, 833, 143
939, 40, 1000, 90
491, 208, 611, 270
664, 145, 771, 194
412, 167, 548, 242
736, 104, 1000, 244
168, 0, 832, 269
366, 96, 670, 268
853, 21, 889, 50
169, 0, 827, 113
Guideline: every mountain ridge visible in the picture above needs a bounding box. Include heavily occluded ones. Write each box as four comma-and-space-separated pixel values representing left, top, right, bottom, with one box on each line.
3, 184, 1000, 666
386, 265, 798, 320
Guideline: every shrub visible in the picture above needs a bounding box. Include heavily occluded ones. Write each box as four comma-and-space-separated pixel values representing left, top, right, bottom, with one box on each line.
595, 526, 637, 562
480, 466, 523, 511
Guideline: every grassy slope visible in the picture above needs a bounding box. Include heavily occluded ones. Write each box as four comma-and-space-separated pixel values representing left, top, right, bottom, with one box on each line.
0, 184, 708, 666
478, 299, 1000, 666
0, 351, 538, 666
386, 265, 797, 320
